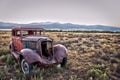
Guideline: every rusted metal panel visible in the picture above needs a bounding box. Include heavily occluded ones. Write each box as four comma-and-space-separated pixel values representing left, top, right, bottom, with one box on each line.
13, 37, 23, 52
12, 26, 45, 31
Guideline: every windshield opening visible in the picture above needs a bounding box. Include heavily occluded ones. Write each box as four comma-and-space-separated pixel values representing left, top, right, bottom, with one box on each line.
41, 41, 53, 57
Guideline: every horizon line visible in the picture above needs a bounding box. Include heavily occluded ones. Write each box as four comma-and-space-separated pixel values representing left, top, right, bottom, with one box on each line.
0, 21, 119, 27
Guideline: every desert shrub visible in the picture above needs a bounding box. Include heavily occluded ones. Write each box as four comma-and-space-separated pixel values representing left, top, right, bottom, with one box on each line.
87, 68, 103, 79
30, 74, 43, 80
87, 63, 110, 80
16, 73, 26, 80
17, 70, 44, 80
69, 75, 78, 80
0, 55, 7, 62
6, 54, 15, 65
0, 71, 6, 79
93, 64, 106, 71
99, 73, 109, 80
0, 48, 10, 56
14, 62, 19, 70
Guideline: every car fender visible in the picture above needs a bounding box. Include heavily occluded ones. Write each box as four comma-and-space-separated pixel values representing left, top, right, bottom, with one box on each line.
20, 49, 42, 64
53, 44, 67, 62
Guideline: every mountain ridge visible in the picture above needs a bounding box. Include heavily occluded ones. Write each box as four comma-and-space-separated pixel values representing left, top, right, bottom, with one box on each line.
0, 22, 120, 32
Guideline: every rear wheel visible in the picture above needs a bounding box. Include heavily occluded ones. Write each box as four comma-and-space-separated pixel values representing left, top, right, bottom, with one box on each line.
21, 59, 33, 74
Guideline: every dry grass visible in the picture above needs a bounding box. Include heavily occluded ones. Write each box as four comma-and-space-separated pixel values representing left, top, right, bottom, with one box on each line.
0, 30, 120, 80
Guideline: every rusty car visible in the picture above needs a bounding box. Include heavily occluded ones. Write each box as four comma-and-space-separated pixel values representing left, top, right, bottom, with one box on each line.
9, 26, 67, 74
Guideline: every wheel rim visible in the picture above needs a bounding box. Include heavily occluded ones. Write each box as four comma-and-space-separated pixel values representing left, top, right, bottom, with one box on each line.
21, 59, 29, 74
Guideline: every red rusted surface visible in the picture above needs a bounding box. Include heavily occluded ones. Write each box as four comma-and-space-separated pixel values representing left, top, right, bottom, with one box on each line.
12, 26, 45, 31
12, 36, 23, 52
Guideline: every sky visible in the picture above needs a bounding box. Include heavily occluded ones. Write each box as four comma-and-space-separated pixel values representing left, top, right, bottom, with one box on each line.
0, 0, 120, 27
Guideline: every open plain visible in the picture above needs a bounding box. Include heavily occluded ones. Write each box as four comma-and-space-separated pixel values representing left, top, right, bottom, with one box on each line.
0, 30, 120, 80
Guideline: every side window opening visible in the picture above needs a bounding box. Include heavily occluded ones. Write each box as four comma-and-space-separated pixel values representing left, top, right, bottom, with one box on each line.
12, 29, 45, 36
12, 30, 21, 36
16, 31, 21, 36
23, 41, 36, 50
22, 30, 43, 36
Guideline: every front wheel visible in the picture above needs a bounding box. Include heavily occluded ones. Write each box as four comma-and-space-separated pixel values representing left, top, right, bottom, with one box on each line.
20, 59, 33, 74
60, 57, 67, 67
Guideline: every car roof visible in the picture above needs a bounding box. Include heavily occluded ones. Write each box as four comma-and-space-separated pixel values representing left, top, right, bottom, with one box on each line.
12, 26, 45, 31
22, 36, 52, 42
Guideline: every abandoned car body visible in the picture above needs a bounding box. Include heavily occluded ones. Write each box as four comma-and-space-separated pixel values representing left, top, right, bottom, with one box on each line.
9, 27, 67, 74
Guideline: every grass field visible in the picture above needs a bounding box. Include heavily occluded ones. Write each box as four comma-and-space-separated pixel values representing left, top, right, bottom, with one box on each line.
0, 30, 120, 80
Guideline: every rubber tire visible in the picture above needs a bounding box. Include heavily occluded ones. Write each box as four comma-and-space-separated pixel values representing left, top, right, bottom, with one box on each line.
20, 59, 33, 74
60, 57, 67, 67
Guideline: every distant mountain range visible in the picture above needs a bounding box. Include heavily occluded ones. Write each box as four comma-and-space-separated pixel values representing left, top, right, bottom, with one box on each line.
0, 22, 120, 32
